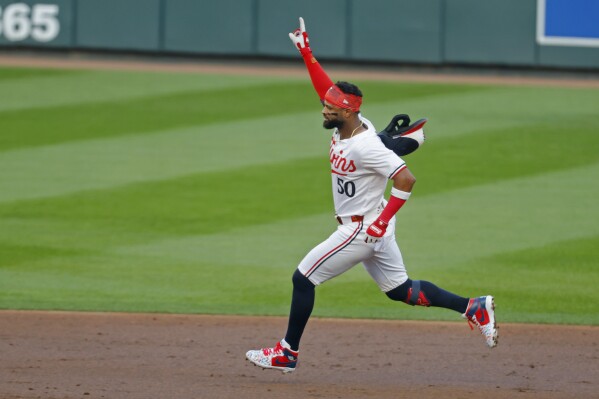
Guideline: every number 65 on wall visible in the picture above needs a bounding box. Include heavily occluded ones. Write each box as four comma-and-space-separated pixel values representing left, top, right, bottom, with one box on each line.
0, 3, 60, 42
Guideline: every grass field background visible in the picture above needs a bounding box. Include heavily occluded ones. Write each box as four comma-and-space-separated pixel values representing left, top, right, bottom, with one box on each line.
1, 65, 598, 325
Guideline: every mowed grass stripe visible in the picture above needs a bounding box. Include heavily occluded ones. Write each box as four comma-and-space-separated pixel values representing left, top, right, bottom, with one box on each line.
0, 217, 160, 255
363, 84, 599, 140
4, 156, 591, 283
0, 82, 316, 151
0, 157, 331, 243
1, 103, 597, 207
0, 79, 484, 151
2, 236, 596, 323
399, 161, 599, 270
114, 162, 599, 274
408, 116, 599, 196
0, 253, 281, 314
1, 220, 597, 323
2, 114, 598, 244
0, 112, 327, 203
423, 235, 599, 324
0, 242, 91, 267
113, 213, 332, 270
0, 67, 83, 81
311, 234, 599, 324
0, 68, 284, 112
0, 163, 597, 322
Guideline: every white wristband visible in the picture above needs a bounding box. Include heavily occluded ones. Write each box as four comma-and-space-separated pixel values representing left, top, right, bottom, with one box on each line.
391, 188, 411, 200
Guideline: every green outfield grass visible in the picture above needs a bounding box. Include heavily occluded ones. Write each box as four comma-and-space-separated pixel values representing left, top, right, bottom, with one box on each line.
0, 66, 598, 325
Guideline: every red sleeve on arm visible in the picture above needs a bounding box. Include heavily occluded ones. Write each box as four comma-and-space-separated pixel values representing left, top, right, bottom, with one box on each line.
300, 49, 334, 100
378, 196, 407, 223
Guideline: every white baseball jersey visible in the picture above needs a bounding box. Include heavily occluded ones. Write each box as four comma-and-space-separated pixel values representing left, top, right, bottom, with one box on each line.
297, 115, 410, 292
329, 116, 406, 219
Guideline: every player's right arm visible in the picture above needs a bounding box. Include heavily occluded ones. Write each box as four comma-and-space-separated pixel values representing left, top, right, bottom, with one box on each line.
365, 166, 415, 243
289, 17, 425, 157
289, 17, 333, 102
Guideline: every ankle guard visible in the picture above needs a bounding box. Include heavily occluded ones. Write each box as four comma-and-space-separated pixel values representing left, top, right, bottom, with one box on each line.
406, 280, 431, 307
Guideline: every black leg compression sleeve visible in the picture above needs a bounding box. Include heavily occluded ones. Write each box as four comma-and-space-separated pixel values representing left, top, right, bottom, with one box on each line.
284, 269, 315, 351
386, 279, 469, 313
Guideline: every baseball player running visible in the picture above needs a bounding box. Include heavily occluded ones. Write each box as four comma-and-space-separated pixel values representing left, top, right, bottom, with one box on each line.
246, 18, 497, 374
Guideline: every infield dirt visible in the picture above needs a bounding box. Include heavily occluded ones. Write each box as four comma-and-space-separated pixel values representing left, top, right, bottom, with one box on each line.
1, 311, 597, 399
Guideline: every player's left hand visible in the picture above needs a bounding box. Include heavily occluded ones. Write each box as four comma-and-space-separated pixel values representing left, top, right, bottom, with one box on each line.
365, 218, 388, 243
288, 17, 311, 54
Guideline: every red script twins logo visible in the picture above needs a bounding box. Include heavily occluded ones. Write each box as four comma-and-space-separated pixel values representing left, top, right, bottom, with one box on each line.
330, 150, 356, 176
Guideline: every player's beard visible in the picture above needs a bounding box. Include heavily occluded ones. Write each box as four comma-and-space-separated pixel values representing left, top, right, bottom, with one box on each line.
323, 118, 344, 130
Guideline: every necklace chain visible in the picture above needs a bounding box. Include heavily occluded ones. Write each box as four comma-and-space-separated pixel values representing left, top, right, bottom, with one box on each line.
350, 123, 363, 138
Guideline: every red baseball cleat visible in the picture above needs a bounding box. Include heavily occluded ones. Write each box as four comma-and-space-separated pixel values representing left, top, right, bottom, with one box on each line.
246, 339, 298, 373
463, 295, 498, 348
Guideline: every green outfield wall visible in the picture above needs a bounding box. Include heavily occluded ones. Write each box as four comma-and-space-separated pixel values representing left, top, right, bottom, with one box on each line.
0, 0, 597, 69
